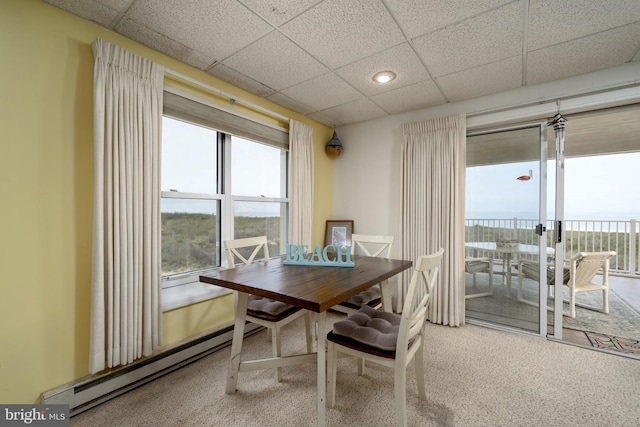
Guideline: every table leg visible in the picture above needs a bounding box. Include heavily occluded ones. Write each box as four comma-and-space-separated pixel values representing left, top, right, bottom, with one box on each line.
380, 279, 392, 312
226, 292, 248, 394
316, 311, 326, 427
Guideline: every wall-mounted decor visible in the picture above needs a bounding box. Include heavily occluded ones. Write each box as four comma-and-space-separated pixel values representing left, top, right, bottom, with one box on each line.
325, 220, 354, 248
325, 130, 343, 158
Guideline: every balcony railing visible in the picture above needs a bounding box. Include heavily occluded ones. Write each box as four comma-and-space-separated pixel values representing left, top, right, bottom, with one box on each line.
465, 218, 639, 276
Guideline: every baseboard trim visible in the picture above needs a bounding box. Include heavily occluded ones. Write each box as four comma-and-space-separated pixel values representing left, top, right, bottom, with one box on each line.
41, 323, 262, 416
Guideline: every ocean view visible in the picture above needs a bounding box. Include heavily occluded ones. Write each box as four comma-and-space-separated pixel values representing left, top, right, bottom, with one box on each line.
467, 211, 638, 221
466, 211, 639, 233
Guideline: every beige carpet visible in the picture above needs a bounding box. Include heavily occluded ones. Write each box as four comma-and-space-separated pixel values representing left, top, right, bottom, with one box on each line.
71, 313, 640, 427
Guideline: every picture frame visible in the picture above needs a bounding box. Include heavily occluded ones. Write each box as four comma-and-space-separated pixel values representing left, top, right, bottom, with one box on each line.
324, 220, 354, 248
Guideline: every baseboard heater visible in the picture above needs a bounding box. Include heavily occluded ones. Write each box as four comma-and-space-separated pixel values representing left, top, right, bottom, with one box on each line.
40, 323, 262, 416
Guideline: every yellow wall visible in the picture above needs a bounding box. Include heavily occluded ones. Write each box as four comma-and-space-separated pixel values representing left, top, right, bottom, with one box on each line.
0, 0, 333, 404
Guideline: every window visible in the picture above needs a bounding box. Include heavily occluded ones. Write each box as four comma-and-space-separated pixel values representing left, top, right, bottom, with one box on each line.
161, 117, 220, 280
161, 115, 289, 291
231, 136, 288, 258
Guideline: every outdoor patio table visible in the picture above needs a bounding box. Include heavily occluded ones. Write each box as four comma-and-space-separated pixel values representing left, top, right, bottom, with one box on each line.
465, 242, 554, 296
199, 255, 413, 427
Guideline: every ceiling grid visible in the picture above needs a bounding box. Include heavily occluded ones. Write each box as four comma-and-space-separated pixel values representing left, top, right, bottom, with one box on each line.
42, 0, 640, 126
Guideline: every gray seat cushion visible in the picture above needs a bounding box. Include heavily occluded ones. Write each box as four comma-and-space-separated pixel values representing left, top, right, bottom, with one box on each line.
331, 305, 400, 351
248, 295, 294, 316
340, 287, 381, 308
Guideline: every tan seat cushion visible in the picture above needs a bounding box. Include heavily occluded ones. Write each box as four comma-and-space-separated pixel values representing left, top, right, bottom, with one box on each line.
519, 261, 570, 286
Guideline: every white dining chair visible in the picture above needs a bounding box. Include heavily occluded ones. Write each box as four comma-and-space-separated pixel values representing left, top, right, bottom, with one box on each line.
326, 248, 444, 427
224, 236, 312, 382
330, 234, 394, 315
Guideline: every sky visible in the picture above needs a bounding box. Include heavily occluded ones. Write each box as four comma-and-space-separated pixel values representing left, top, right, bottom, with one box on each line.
161, 116, 284, 215
163, 115, 639, 221
466, 152, 640, 220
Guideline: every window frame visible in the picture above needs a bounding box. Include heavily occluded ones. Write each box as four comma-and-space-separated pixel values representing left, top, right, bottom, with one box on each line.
160, 112, 289, 292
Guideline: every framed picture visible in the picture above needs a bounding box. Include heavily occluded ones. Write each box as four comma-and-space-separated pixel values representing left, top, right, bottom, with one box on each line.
325, 220, 354, 248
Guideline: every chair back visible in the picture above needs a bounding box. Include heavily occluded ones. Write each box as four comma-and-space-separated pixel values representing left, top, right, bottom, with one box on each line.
570, 251, 616, 289
464, 258, 491, 274
224, 236, 270, 268
397, 248, 444, 354
350, 234, 394, 257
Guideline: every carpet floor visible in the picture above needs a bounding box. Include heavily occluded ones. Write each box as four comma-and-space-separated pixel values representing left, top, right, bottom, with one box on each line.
70, 312, 640, 427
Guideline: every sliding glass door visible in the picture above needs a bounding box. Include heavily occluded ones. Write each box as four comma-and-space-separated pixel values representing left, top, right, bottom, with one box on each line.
465, 123, 551, 335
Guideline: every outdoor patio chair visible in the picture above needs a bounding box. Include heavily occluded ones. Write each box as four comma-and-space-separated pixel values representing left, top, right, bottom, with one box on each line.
331, 234, 394, 315
224, 236, 312, 382
464, 257, 494, 299
516, 251, 616, 318
565, 251, 616, 318
326, 248, 443, 427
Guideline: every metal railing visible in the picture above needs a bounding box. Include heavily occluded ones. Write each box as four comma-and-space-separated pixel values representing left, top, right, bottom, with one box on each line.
465, 218, 639, 276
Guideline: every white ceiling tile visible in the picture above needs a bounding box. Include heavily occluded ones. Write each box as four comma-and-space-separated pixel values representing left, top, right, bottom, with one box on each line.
240, 0, 321, 26
280, 0, 405, 69
527, 24, 640, 85
385, 0, 513, 38
528, 0, 640, 51
412, 2, 522, 77
116, 18, 215, 70
266, 92, 317, 116
336, 43, 430, 96
42, 0, 121, 26
306, 110, 344, 127
42, 0, 640, 126
207, 64, 276, 98
124, 0, 273, 60
437, 56, 522, 102
222, 31, 327, 91
280, 73, 363, 112
96, 0, 135, 10
370, 80, 446, 114
319, 98, 388, 125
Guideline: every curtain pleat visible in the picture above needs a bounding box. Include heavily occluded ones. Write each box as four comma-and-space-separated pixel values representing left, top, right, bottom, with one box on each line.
89, 39, 164, 374
400, 115, 466, 326
288, 120, 314, 246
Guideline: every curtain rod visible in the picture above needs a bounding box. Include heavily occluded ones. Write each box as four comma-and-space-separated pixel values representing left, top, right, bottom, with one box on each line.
165, 68, 291, 123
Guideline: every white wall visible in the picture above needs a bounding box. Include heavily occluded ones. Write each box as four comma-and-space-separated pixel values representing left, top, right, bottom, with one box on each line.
332, 62, 640, 258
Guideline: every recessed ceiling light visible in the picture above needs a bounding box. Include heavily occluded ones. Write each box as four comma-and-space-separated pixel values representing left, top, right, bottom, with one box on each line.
372, 71, 396, 84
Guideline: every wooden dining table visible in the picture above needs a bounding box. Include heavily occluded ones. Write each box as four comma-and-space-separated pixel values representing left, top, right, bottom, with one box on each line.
199, 255, 413, 427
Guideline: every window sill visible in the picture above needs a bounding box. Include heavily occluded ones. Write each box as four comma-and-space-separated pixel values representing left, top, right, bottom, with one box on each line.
162, 281, 232, 312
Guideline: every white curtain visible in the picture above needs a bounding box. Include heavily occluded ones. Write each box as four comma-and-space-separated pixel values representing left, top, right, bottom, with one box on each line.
400, 115, 466, 326
288, 120, 314, 246
89, 39, 164, 374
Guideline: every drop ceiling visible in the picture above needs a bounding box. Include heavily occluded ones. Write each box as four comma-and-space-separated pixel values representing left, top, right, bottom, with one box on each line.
42, 0, 640, 126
